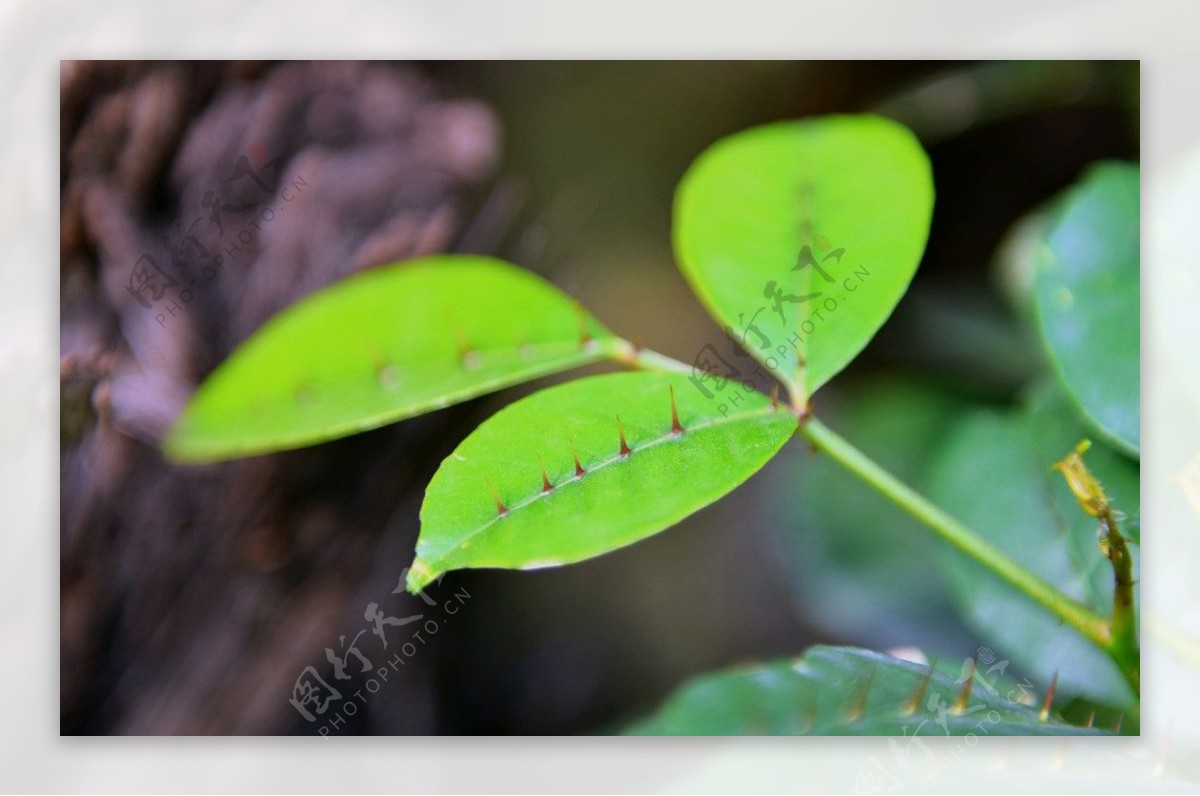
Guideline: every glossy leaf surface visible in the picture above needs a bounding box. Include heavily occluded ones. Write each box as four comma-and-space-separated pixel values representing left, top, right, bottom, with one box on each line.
627, 646, 1109, 735
1032, 162, 1140, 456
408, 371, 796, 591
673, 115, 934, 401
165, 255, 616, 462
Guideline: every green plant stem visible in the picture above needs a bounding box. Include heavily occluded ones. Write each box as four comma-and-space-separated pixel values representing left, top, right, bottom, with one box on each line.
799, 415, 1145, 694
609, 339, 695, 376
622, 345, 1139, 695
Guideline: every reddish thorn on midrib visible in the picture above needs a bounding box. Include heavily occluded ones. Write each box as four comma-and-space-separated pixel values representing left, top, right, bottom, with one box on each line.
484, 479, 508, 517
953, 665, 975, 712
453, 325, 471, 360
846, 669, 873, 723
538, 454, 553, 493
570, 438, 586, 478
770, 383, 780, 410
669, 385, 684, 435
617, 415, 632, 457
1039, 672, 1059, 721
296, 382, 317, 406
576, 303, 592, 347
902, 664, 935, 716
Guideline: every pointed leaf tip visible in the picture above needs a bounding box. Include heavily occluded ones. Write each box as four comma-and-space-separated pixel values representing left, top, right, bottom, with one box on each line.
405, 558, 438, 594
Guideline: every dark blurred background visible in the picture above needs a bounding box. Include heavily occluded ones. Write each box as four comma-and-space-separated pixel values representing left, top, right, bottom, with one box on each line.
59, 60, 1138, 734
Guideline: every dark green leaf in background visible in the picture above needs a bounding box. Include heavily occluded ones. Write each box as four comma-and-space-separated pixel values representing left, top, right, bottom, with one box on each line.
765, 377, 973, 650
1032, 162, 1140, 457
926, 405, 1138, 710
627, 646, 1109, 735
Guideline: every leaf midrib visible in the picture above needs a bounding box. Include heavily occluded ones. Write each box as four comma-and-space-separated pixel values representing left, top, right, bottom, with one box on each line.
418, 404, 793, 566
173, 344, 614, 461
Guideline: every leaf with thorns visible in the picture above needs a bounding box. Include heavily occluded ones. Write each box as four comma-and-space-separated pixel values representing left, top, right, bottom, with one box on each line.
627, 646, 1116, 735
164, 255, 620, 462
408, 371, 795, 592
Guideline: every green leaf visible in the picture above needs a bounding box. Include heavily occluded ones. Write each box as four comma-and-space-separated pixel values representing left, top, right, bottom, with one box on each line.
407, 371, 796, 592
673, 114, 934, 402
164, 255, 617, 462
626, 646, 1109, 735
1032, 162, 1140, 457
926, 405, 1138, 709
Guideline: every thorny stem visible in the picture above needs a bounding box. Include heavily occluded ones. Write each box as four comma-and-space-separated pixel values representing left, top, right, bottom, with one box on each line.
623, 343, 1138, 694
1098, 502, 1140, 693
1050, 440, 1141, 696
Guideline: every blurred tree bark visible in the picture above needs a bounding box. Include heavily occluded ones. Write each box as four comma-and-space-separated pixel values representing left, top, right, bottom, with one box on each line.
60, 60, 500, 734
